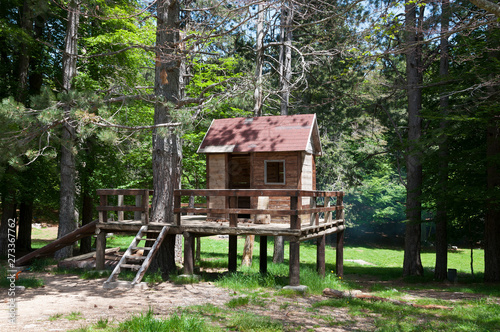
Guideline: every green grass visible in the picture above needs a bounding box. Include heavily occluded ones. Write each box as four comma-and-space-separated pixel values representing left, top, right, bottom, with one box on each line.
0, 265, 45, 288
313, 296, 500, 331
116, 309, 218, 332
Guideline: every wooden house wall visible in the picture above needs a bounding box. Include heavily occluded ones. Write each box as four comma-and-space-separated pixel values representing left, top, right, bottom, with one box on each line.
205, 151, 317, 224
207, 153, 227, 220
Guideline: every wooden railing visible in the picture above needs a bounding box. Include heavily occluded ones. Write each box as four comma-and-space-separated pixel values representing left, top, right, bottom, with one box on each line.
96, 189, 153, 224
173, 189, 344, 230
96, 189, 344, 231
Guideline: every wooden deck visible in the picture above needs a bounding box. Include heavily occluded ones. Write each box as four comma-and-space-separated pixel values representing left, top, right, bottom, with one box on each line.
94, 188, 345, 287
97, 215, 344, 241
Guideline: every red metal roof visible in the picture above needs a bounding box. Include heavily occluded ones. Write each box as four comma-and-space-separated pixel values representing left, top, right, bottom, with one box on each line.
197, 114, 322, 155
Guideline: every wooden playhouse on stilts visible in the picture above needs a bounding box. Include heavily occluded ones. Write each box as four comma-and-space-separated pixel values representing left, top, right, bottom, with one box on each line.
17, 114, 345, 289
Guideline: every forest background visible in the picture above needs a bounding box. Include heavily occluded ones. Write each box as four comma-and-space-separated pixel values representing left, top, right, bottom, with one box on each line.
0, 0, 499, 282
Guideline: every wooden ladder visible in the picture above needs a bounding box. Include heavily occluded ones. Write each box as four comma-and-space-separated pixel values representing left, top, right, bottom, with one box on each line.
103, 225, 169, 288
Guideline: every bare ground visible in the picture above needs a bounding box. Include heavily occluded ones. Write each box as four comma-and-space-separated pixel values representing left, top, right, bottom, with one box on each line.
1, 272, 374, 331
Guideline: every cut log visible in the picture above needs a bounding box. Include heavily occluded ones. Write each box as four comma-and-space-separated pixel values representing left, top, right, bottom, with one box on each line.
60, 247, 120, 262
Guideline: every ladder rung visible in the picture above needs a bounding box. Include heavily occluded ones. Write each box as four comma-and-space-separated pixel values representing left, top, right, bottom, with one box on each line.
126, 255, 146, 261
132, 246, 152, 251
121, 263, 141, 270
136, 237, 158, 242
145, 230, 161, 233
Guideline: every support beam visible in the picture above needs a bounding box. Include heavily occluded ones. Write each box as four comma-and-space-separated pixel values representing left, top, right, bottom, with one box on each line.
228, 236, 237, 272
317, 234, 325, 277
228, 196, 238, 272
260, 235, 267, 274
289, 240, 300, 286
95, 231, 107, 270
336, 230, 344, 277
183, 232, 194, 275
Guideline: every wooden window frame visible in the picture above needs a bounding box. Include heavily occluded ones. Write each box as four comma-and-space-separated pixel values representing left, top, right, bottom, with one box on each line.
264, 160, 286, 185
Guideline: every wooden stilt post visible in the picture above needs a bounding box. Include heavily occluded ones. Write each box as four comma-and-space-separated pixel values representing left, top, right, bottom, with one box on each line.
289, 194, 300, 286
183, 232, 194, 275
95, 231, 106, 270
96, 193, 108, 270
336, 193, 344, 277
228, 196, 238, 272
260, 235, 267, 274
317, 234, 326, 277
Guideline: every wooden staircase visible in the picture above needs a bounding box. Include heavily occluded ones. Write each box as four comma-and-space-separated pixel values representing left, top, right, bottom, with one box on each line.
103, 225, 169, 289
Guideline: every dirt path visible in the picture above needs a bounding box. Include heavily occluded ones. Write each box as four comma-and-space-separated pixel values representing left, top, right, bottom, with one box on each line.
1, 272, 373, 331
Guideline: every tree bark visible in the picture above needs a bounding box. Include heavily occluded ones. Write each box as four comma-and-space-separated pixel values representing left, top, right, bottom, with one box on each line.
55, 0, 80, 260
253, 2, 265, 116
241, 235, 255, 267
484, 26, 500, 282
279, 1, 293, 116
17, 0, 33, 103
0, 184, 16, 257
403, 0, 424, 277
273, 1, 294, 263
17, 201, 33, 253
273, 235, 285, 263
434, 0, 450, 281
150, 0, 182, 277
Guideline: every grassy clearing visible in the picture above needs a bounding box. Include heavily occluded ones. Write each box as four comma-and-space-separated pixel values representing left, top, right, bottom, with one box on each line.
17, 233, 500, 331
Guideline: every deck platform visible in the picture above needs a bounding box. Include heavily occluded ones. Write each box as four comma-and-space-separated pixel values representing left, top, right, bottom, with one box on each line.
97, 215, 344, 241
94, 188, 346, 287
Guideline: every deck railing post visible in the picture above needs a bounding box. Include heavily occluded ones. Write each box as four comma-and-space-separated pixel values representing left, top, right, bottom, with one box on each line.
174, 192, 181, 226
134, 195, 142, 220
142, 189, 149, 224
99, 194, 108, 223
118, 195, 124, 221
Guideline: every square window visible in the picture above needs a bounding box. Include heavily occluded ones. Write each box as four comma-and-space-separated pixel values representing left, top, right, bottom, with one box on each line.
265, 160, 285, 184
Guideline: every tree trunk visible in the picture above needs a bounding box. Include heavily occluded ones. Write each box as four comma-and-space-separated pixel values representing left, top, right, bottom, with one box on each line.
273, 236, 285, 263
403, 0, 424, 277
253, 2, 265, 116
241, 235, 255, 267
273, 1, 293, 264
484, 26, 500, 282
150, 0, 182, 277
0, 187, 16, 257
17, 201, 33, 253
434, 0, 450, 281
55, 0, 81, 260
279, 1, 293, 116
17, 0, 33, 103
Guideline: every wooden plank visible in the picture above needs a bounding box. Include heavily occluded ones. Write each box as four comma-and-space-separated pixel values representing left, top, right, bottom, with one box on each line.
175, 189, 341, 197
142, 189, 150, 224
97, 206, 145, 212
290, 196, 299, 230
16, 220, 98, 266
175, 208, 299, 216
61, 247, 120, 262
99, 195, 108, 223
96, 189, 153, 195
